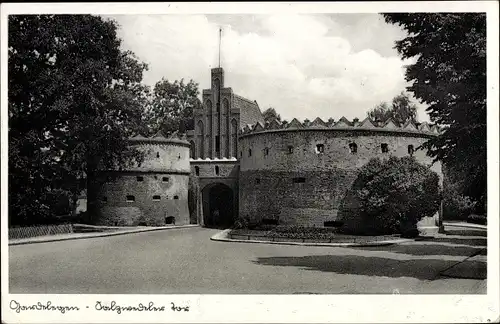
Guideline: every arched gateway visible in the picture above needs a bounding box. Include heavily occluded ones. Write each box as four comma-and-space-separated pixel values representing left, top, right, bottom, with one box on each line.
202, 183, 235, 228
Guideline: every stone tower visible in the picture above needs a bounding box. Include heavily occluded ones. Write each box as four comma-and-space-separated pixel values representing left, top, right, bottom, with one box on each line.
189, 67, 264, 160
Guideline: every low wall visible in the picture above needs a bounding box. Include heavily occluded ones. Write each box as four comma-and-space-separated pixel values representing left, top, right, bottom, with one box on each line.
9, 224, 74, 240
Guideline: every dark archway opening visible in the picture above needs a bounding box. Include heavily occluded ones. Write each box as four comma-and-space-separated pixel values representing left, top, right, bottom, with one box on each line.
204, 183, 234, 228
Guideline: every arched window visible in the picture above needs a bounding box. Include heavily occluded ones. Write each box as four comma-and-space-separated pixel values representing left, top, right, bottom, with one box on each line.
223, 98, 230, 115
215, 165, 220, 176
248, 149, 252, 157
197, 120, 204, 159
189, 140, 195, 158
195, 166, 200, 176
206, 99, 212, 112
408, 144, 415, 156
231, 119, 238, 157
156, 152, 160, 158
349, 143, 358, 154
381, 143, 389, 153
264, 147, 269, 156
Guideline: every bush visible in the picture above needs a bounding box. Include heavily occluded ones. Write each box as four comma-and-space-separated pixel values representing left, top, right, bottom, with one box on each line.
268, 225, 340, 239
356, 156, 440, 235
443, 184, 477, 221
467, 214, 487, 225
233, 216, 251, 229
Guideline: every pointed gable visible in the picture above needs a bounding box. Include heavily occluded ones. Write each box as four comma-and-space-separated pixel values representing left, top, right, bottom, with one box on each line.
383, 118, 398, 130
267, 119, 282, 130
358, 117, 377, 129
310, 117, 328, 128
334, 116, 352, 128
253, 121, 265, 132
286, 118, 304, 129
152, 130, 168, 140
419, 122, 431, 132
403, 119, 418, 131
130, 134, 147, 140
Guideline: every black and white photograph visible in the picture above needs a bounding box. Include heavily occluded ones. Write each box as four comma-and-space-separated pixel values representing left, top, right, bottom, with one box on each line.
1, 2, 498, 323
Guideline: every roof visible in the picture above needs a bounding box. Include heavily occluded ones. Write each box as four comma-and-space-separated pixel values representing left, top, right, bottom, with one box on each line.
233, 94, 264, 126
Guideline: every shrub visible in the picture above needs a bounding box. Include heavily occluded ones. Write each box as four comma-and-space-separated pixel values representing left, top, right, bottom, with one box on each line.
467, 214, 487, 225
233, 216, 251, 229
356, 156, 440, 235
443, 184, 477, 221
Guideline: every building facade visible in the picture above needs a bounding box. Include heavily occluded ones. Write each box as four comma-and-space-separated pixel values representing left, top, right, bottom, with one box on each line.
93, 133, 191, 226
94, 67, 443, 235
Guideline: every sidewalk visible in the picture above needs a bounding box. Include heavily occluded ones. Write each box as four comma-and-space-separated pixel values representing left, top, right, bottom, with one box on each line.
9, 224, 199, 246
443, 221, 487, 230
211, 229, 413, 247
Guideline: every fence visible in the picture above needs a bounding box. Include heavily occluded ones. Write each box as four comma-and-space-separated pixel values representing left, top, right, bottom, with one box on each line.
9, 224, 74, 240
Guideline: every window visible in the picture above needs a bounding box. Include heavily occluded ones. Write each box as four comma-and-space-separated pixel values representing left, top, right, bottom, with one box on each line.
156, 152, 160, 158
173, 195, 179, 200
262, 218, 278, 225
101, 197, 108, 203
153, 195, 161, 201
287, 146, 294, 154
215, 135, 220, 152
381, 143, 389, 153
292, 177, 306, 183
349, 143, 358, 154
240, 151, 242, 158
165, 216, 176, 225
408, 145, 415, 156
264, 147, 269, 156
195, 166, 200, 176
255, 178, 261, 184
324, 220, 344, 228
248, 149, 252, 157
215, 165, 220, 176
162, 177, 169, 182
136, 176, 144, 182
316, 144, 325, 154
126, 195, 135, 202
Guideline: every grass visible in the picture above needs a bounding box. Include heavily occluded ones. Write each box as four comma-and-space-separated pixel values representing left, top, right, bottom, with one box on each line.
231, 225, 400, 240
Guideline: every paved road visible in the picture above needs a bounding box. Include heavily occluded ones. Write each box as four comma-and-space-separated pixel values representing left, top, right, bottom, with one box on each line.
9, 227, 486, 294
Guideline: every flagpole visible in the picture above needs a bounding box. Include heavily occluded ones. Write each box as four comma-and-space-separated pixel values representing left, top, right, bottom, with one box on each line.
218, 27, 222, 68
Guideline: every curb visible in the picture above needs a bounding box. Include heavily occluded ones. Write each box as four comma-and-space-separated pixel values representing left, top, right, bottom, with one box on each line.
9, 224, 200, 246
210, 229, 412, 247
444, 222, 487, 230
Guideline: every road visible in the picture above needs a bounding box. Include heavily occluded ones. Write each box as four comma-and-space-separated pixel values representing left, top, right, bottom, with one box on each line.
9, 227, 486, 294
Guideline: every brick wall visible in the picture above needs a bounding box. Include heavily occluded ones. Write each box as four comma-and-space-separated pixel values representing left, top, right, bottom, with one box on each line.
238, 129, 443, 231
94, 172, 190, 226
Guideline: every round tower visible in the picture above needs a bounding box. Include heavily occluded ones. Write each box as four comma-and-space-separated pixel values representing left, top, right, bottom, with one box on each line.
238, 117, 443, 235
93, 132, 191, 226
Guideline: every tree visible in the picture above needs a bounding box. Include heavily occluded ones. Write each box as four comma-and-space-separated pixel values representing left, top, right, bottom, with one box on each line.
356, 156, 440, 236
383, 13, 486, 213
262, 107, 281, 123
8, 15, 148, 225
144, 78, 201, 135
367, 92, 417, 125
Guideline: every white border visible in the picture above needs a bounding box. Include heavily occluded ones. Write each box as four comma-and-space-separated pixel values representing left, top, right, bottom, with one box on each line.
1, 2, 499, 323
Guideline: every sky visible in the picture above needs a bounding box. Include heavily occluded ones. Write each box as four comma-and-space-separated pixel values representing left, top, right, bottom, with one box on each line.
106, 14, 430, 122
